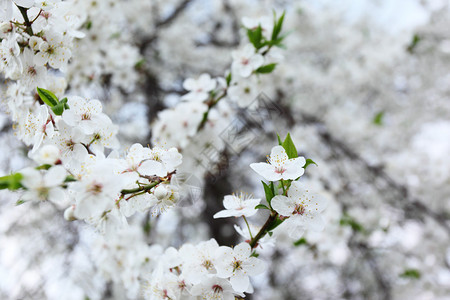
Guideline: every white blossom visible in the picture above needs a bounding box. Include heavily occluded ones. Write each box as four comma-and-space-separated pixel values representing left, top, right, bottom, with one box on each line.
271, 181, 327, 239
213, 193, 260, 219
250, 145, 306, 181
215, 243, 266, 292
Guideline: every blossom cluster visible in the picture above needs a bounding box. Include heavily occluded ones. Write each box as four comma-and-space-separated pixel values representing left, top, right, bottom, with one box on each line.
0, 6, 318, 299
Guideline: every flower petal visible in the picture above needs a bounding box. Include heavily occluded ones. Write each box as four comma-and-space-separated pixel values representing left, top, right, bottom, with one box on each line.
243, 257, 266, 276
283, 157, 306, 180
249, 162, 280, 181
269, 146, 288, 168
230, 273, 250, 293
234, 242, 251, 260
271, 195, 295, 216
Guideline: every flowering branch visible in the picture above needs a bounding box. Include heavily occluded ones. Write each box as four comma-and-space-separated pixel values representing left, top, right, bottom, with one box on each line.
16, 6, 33, 35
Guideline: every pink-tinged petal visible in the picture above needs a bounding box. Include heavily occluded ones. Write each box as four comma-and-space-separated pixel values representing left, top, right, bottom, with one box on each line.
269, 146, 288, 168
139, 160, 166, 177
243, 257, 266, 275
283, 157, 306, 180
249, 162, 280, 181
306, 214, 325, 231
234, 243, 251, 260
230, 273, 250, 293
271, 195, 295, 216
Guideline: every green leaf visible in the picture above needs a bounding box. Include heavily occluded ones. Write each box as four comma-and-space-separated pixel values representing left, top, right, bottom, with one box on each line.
271, 11, 285, 42
36, 164, 52, 170
37, 87, 59, 107
85, 20, 92, 30
270, 181, 276, 196
340, 215, 365, 232
247, 25, 263, 49
262, 181, 275, 205
303, 159, 317, 169
293, 237, 308, 246
64, 175, 77, 183
282, 133, 298, 159
15, 199, 25, 206
134, 59, 145, 69
225, 72, 232, 86
400, 269, 421, 279
250, 251, 259, 257
277, 133, 282, 145
61, 97, 70, 110
255, 63, 277, 74
255, 204, 270, 210
373, 111, 384, 126
0, 173, 23, 190
51, 102, 65, 115
407, 34, 420, 53
267, 217, 283, 232
143, 221, 151, 234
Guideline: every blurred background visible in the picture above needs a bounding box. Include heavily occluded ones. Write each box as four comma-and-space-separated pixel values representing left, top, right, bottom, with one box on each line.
1, 0, 450, 299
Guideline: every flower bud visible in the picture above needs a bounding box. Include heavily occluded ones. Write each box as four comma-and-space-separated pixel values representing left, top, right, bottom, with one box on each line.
64, 205, 77, 221
154, 185, 168, 200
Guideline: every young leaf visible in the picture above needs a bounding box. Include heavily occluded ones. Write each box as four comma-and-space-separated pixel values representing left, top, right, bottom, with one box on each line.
61, 97, 70, 109
277, 133, 282, 145
255, 63, 277, 74
407, 34, 420, 54
269, 181, 276, 196
0, 173, 23, 190
282, 133, 298, 159
271, 11, 286, 42
35, 164, 52, 170
51, 97, 69, 115
64, 175, 77, 183
51, 102, 65, 115
250, 251, 259, 257
303, 159, 317, 169
15, 199, 25, 206
247, 26, 263, 49
400, 269, 421, 279
255, 204, 270, 210
267, 217, 283, 232
373, 111, 384, 126
262, 181, 274, 204
225, 71, 232, 86
37, 87, 59, 107
293, 237, 308, 246
134, 59, 145, 69
340, 214, 365, 233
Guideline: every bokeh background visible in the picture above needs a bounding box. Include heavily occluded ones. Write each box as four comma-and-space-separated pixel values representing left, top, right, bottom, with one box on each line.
1, 0, 450, 299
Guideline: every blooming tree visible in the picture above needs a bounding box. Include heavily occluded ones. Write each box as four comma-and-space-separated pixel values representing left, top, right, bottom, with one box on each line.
0, 1, 449, 300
